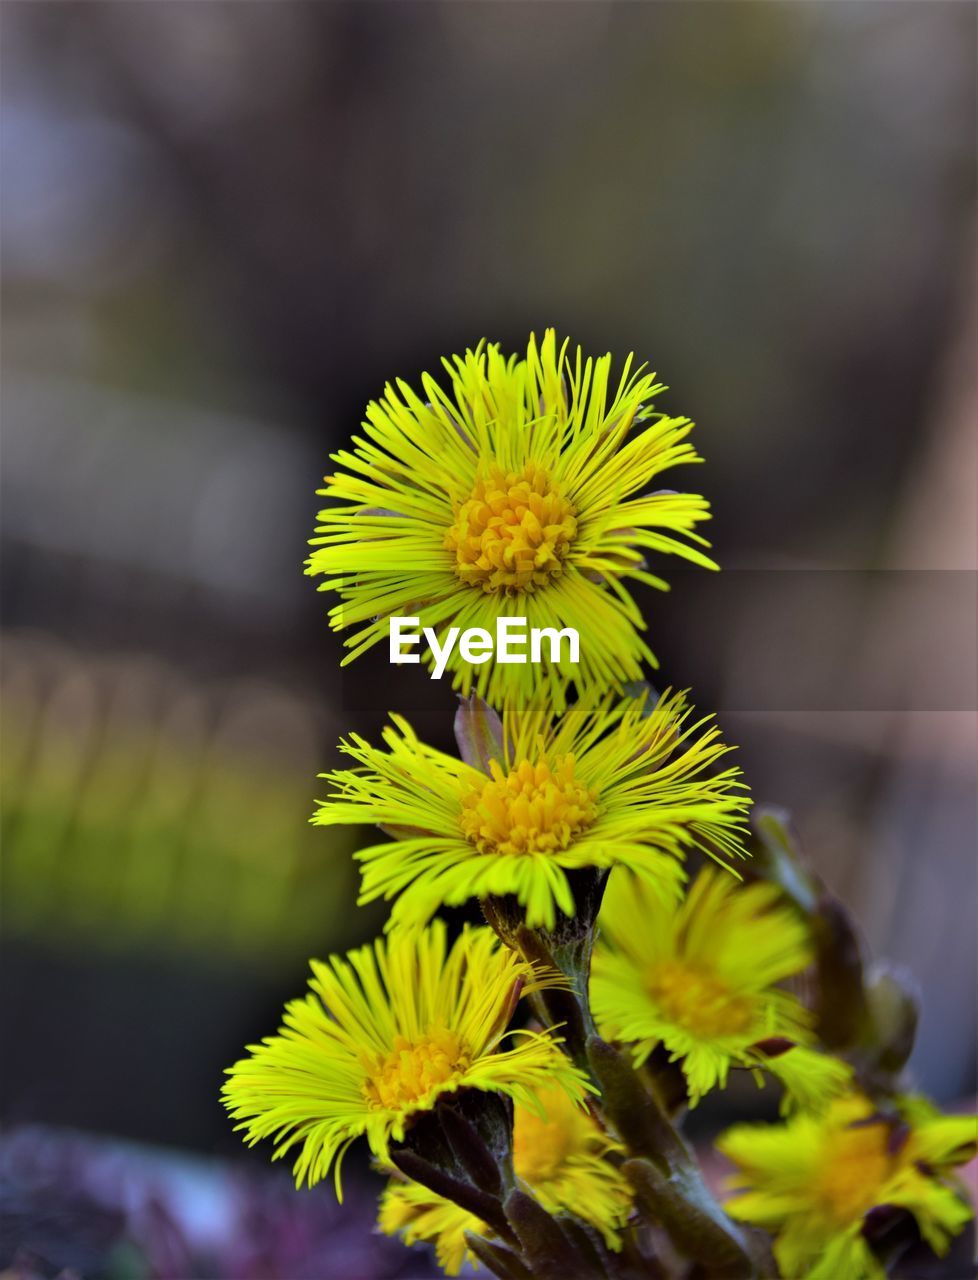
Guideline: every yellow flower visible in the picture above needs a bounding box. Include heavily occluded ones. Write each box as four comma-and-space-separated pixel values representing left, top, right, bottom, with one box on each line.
221, 922, 589, 1197
717, 1093, 977, 1280
312, 688, 749, 931
378, 1180, 477, 1276
591, 868, 851, 1108
307, 330, 715, 711
378, 1084, 633, 1274
512, 1084, 631, 1240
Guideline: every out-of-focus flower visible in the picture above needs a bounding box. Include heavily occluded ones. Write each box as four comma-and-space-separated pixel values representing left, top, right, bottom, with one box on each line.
378, 1083, 632, 1273
222, 922, 590, 1196
592, 867, 850, 1108
307, 330, 714, 710
312, 689, 749, 931
378, 1180, 477, 1276
717, 1093, 977, 1280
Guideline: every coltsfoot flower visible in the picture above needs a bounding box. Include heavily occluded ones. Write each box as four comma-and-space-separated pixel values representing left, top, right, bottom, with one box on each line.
378, 1083, 633, 1273
312, 688, 750, 931
718, 1093, 977, 1279
592, 867, 851, 1108
307, 330, 715, 710
221, 922, 589, 1196
378, 1181, 478, 1276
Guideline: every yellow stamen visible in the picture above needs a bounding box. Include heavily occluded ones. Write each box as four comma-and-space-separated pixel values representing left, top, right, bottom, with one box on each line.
460, 755, 598, 857
813, 1120, 894, 1223
446, 465, 577, 594
514, 1098, 580, 1183
647, 961, 755, 1038
362, 1029, 469, 1111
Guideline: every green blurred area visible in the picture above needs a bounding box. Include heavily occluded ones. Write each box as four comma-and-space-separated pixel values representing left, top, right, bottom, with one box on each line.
2, 632, 359, 965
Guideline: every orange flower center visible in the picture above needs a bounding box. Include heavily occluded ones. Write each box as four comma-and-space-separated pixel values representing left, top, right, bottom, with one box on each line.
460, 755, 599, 857
813, 1120, 895, 1224
514, 1098, 582, 1184
446, 465, 577, 594
647, 961, 755, 1038
362, 1029, 469, 1111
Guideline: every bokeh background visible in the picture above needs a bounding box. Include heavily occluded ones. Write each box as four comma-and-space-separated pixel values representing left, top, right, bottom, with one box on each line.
2, 3, 975, 1277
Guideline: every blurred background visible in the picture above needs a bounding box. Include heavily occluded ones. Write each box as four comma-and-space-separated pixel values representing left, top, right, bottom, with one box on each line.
1, 3, 975, 1277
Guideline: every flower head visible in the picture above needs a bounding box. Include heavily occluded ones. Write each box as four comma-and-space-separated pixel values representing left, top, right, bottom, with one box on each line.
222, 922, 589, 1197
511, 1083, 630, 1236
307, 331, 715, 710
592, 867, 851, 1109
378, 1083, 633, 1273
313, 688, 750, 931
717, 1093, 977, 1280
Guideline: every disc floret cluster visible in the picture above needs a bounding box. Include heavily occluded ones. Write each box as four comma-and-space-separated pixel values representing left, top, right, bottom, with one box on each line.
223, 334, 976, 1279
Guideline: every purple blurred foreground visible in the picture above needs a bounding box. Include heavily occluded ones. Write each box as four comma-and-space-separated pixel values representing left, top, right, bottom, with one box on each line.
0, 1126, 436, 1280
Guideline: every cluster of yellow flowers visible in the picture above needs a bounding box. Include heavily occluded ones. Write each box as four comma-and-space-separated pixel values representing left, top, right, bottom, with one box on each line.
223, 333, 976, 1279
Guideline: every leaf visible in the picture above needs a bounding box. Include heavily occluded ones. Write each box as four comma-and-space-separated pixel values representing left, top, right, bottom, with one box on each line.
454, 694, 505, 773
504, 1189, 604, 1280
